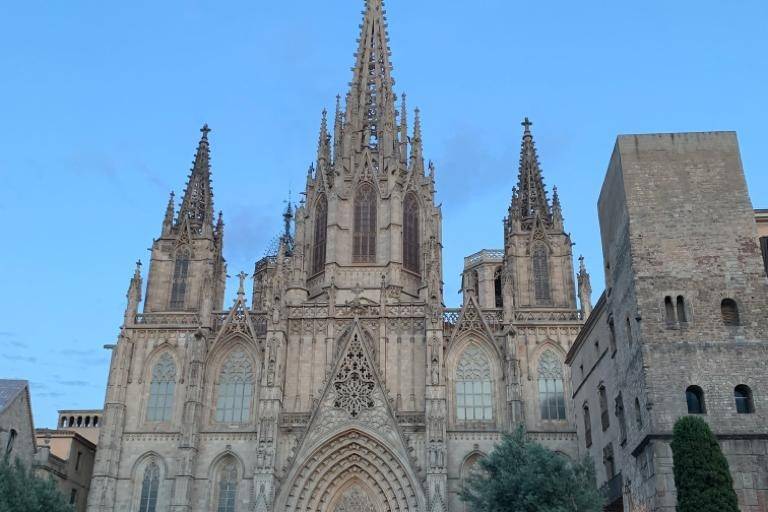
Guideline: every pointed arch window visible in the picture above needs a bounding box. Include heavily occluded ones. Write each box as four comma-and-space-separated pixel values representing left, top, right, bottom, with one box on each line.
532, 245, 551, 303
215, 351, 254, 424
138, 461, 160, 512
147, 354, 176, 422
403, 192, 420, 273
312, 195, 328, 275
538, 350, 566, 420
353, 183, 377, 263
217, 462, 238, 512
170, 247, 190, 310
455, 345, 493, 422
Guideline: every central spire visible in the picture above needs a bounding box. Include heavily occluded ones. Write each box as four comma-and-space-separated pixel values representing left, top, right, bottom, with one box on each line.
347, 0, 396, 153
514, 117, 551, 225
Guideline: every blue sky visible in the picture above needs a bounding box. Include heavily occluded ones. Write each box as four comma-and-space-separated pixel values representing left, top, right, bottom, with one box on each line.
1, 0, 766, 428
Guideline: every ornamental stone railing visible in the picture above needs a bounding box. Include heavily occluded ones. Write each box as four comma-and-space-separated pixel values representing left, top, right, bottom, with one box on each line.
134, 312, 199, 326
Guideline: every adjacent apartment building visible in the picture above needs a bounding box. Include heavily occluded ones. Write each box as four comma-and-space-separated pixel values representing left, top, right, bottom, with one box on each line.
35, 409, 102, 512
566, 132, 768, 511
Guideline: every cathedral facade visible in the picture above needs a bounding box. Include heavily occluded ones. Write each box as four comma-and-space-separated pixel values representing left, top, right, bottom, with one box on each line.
86, 2, 588, 511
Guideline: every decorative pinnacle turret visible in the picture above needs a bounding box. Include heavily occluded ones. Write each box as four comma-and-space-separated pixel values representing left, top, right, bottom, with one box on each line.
577, 255, 593, 318
317, 109, 330, 164
178, 124, 214, 234
410, 107, 423, 171
162, 191, 175, 233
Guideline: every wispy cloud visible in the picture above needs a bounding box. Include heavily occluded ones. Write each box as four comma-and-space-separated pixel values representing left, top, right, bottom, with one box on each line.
1, 354, 37, 363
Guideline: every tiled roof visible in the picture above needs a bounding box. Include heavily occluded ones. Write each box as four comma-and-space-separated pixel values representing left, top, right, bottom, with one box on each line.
0, 379, 28, 413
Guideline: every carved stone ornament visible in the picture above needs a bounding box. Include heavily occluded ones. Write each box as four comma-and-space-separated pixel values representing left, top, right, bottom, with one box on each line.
333, 335, 376, 418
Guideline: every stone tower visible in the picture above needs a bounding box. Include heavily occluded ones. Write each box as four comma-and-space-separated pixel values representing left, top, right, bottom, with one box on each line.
567, 132, 768, 511
445, 118, 591, 510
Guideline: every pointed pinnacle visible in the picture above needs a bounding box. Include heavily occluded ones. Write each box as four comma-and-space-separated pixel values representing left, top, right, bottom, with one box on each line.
134, 259, 142, 277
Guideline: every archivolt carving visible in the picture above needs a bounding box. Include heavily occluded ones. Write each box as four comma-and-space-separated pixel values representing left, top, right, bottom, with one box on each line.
280, 430, 421, 512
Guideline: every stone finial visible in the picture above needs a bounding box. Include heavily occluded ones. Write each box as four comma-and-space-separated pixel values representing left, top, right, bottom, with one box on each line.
577, 255, 593, 319
236, 271, 248, 298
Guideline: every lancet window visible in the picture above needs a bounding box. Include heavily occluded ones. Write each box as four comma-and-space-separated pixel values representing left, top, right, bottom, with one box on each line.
403, 192, 420, 273
146, 354, 176, 422
215, 351, 254, 424
538, 350, 566, 420
455, 345, 493, 422
138, 462, 160, 512
312, 195, 328, 275
216, 462, 238, 512
353, 183, 377, 263
170, 247, 190, 310
532, 245, 551, 303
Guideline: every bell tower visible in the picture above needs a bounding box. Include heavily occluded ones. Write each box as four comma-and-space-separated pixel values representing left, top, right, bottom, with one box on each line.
502, 118, 577, 317
142, 124, 227, 321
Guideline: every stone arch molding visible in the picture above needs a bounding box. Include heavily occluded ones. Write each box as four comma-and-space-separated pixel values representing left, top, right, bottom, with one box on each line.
276, 319, 427, 511
277, 429, 424, 512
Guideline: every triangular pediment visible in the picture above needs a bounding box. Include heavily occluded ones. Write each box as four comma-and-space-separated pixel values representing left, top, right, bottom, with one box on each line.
449, 295, 496, 346
288, 320, 411, 466
213, 295, 258, 345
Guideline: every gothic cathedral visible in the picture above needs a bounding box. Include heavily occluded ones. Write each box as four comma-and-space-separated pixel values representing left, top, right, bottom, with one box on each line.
87, 2, 590, 511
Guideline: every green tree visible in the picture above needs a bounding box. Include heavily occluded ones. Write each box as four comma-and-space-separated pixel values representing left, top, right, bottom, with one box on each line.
671, 416, 739, 512
460, 428, 603, 512
0, 455, 73, 512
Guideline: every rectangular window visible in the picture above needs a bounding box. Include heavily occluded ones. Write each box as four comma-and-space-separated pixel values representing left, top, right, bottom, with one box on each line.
615, 394, 627, 445
70, 489, 77, 505
761, 237, 768, 276
599, 385, 610, 431
75, 451, 82, 471
603, 443, 615, 479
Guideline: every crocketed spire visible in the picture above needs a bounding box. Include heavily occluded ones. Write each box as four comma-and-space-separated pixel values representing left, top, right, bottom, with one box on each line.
514, 118, 551, 226
177, 124, 214, 234
346, 0, 397, 154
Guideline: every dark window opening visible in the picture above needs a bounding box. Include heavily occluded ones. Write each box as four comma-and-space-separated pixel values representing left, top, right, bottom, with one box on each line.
494, 268, 503, 308
532, 245, 551, 303
353, 183, 377, 263
664, 296, 675, 326
760, 237, 768, 276
603, 443, 615, 479
583, 404, 592, 448
170, 248, 190, 310
686, 385, 706, 414
615, 394, 627, 444
403, 193, 420, 274
599, 385, 610, 431
735, 385, 754, 414
5, 429, 16, 455
311, 195, 328, 275
676, 296, 687, 323
721, 298, 740, 326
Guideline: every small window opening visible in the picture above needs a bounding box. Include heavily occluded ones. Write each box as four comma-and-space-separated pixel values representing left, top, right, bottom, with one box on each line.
686, 385, 706, 414
721, 299, 740, 326
734, 385, 754, 414
676, 296, 687, 323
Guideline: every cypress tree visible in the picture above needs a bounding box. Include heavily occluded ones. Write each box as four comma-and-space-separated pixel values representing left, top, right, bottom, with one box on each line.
670, 416, 739, 512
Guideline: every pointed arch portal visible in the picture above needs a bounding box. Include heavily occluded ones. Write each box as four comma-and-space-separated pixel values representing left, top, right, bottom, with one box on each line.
280, 429, 420, 512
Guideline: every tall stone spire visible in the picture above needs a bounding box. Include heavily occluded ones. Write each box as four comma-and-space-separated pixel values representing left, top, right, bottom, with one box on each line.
347, 0, 396, 154
514, 117, 550, 226
177, 124, 214, 235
